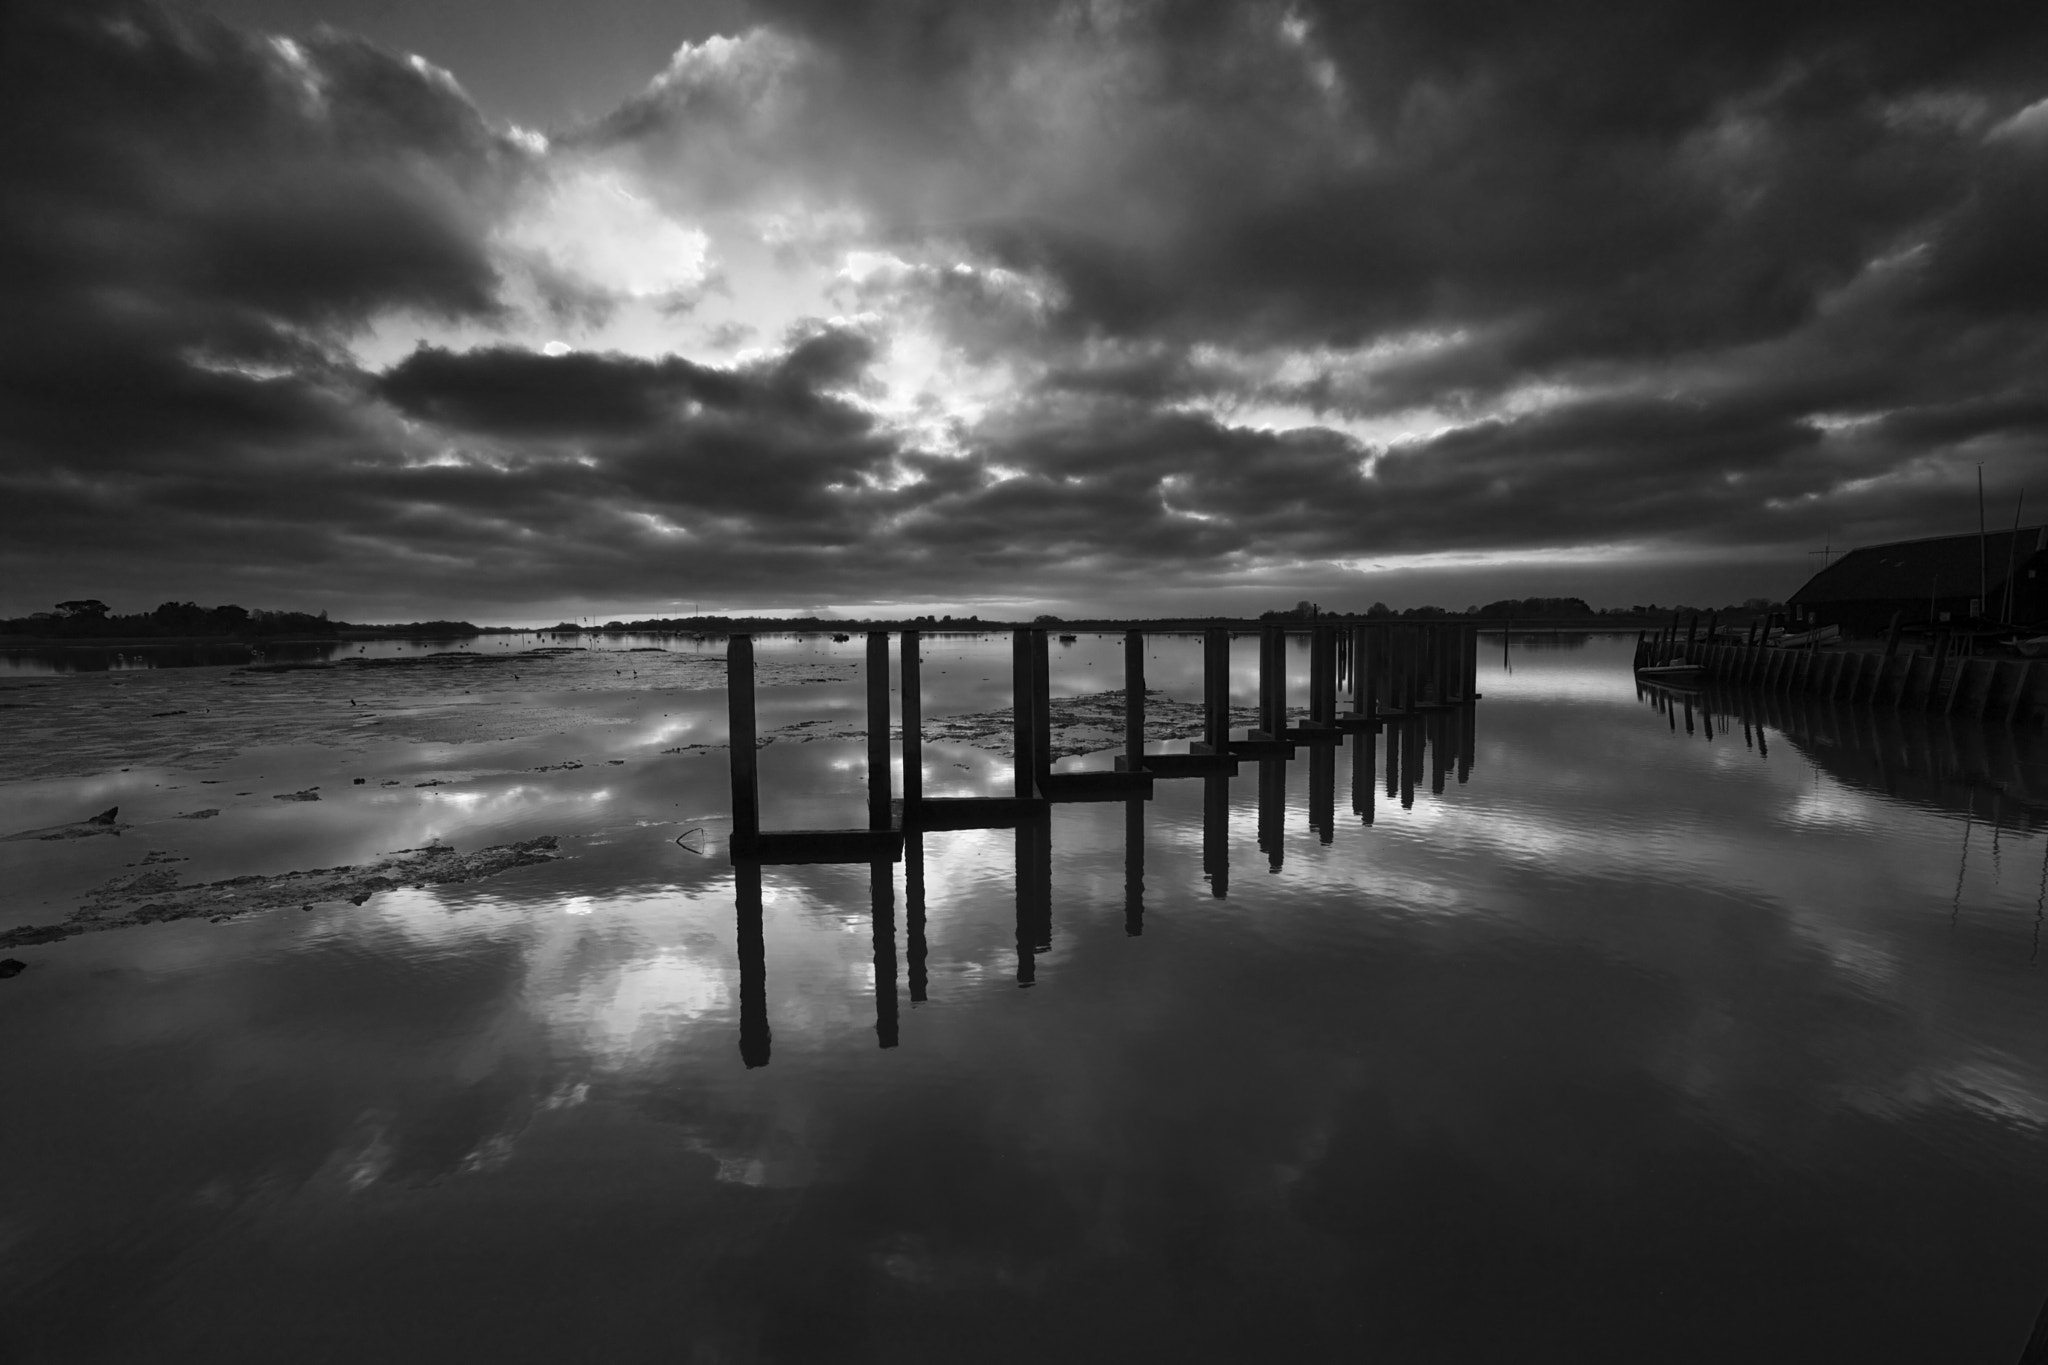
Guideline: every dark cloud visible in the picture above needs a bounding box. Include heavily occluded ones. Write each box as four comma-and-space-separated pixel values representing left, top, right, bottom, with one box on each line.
6, 0, 2048, 619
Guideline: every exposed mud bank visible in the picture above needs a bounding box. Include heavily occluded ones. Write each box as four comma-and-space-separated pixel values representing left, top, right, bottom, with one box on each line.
0, 836, 561, 950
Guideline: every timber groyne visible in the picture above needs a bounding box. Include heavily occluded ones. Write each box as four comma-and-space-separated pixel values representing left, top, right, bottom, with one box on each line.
724, 622, 1482, 864
1656, 637, 2048, 724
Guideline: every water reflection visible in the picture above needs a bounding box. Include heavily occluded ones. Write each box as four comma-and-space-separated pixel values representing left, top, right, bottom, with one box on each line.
735, 862, 770, 1069
1642, 679, 2048, 831
17, 634, 2048, 1360
1123, 796, 1144, 936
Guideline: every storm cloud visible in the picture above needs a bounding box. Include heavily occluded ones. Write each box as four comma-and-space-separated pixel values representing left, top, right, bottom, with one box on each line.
3, 0, 2047, 619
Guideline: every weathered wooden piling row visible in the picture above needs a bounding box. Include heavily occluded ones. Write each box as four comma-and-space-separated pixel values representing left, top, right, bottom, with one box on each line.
1657, 629, 2048, 724
726, 622, 1486, 864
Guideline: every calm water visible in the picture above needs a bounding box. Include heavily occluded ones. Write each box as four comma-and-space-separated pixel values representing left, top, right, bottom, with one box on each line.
0, 631, 722, 674
5, 633, 2048, 1362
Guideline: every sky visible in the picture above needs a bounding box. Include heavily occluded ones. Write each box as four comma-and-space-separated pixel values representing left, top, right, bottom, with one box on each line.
3, 0, 2047, 625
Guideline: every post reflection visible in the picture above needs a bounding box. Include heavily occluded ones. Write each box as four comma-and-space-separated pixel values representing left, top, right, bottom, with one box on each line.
1428, 712, 1448, 797
1644, 682, 2048, 830
1204, 772, 1230, 897
1458, 702, 1476, 784
1385, 718, 1400, 800
906, 834, 928, 1003
736, 860, 770, 1069
1352, 726, 1376, 825
1124, 795, 1144, 936
1309, 742, 1335, 845
732, 696, 1490, 1061
1401, 718, 1420, 810
871, 858, 898, 1049
1258, 758, 1286, 872
1016, 814, 1052, 985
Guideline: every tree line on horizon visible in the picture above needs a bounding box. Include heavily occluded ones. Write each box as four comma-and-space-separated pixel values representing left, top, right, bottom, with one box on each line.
0, 600, 481, 640
3, 594, 1791, 642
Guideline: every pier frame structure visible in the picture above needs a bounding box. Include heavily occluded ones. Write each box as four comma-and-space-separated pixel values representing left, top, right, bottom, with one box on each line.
725, 621, 1483, 857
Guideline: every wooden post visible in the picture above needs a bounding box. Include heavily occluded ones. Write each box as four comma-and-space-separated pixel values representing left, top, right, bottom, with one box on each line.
1364, 623, 1381, 720
1311, 623, 1333, 723
1883, 610, 1902, 662
1032, 628, 1052, 787
1012, 629, 1034, 798
1350, 626, 1368, 716
900, 630, 921, 810
727, 634, 760, 849
1259, 625, 1282, 734
1196, 626, 1228, 753
1124, 629, 1145, 768
867, 632, 892, 830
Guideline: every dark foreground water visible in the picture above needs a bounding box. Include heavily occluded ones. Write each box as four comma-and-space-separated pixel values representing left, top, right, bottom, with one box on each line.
5, 633, 2048, 1362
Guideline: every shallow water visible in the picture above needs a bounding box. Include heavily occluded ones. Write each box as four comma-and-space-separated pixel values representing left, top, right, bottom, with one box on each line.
5, 633, 2048, 1362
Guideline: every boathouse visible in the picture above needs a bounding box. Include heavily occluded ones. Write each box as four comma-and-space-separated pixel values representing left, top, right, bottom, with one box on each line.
1789, 526, 2048, 635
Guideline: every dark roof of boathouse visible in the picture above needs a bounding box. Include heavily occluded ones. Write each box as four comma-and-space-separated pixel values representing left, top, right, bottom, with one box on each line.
1791, 526, 2048, 603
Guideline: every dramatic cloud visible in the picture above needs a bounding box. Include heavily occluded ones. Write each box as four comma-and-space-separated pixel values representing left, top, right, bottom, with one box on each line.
3, 0, 2047, 619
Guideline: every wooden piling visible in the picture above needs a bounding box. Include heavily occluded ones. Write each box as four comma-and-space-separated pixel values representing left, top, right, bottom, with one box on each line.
900, 630, 921, 810
1260, 624, 1285, 735
1311, 623, 1334, 723
868, 632, 892, 830
1125, 629, 1145, 769
727, 634, 760, 848
1012, 629, 1035, 799
1031, 628, 1052, 788
1205, 627, 1230, 750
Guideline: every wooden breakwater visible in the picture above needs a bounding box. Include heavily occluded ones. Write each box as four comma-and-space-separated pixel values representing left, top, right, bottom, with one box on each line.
1648, 633, 2048, 724
725, 621, 1482, 864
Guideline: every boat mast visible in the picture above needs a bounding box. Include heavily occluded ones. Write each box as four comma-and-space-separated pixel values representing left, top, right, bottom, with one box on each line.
1979, 463, 1988, 621
2006, 489, 2026, 626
